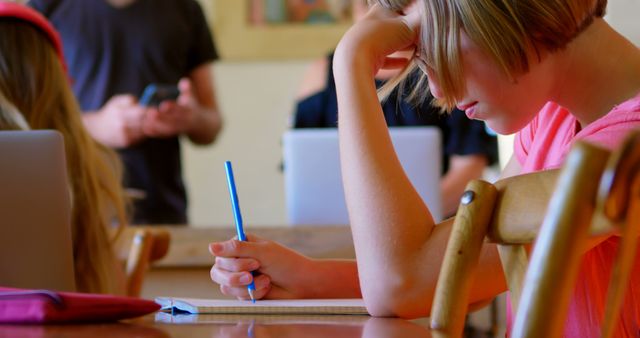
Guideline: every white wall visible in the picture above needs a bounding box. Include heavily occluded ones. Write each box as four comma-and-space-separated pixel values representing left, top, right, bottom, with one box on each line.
183, 61, 308, 227
606, 0, 640, 45
185, 0, 640, 227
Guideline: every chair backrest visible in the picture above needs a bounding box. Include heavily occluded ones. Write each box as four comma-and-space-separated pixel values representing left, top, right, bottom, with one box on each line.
112, 227, 171, 297
430, 130, 640, 338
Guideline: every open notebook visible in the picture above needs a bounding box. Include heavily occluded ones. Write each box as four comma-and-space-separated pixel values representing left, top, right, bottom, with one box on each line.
156, 297, 368, 315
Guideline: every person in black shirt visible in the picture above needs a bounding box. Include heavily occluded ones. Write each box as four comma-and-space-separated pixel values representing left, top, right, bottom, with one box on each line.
31, 0, 223, 224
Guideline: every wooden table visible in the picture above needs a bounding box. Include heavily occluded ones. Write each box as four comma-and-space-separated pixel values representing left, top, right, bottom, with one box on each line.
0, 314, 434, 337
0, 226, 498, 337
116, 226, 499, 336
138, 226, 356, 299
0, 226, 437, 337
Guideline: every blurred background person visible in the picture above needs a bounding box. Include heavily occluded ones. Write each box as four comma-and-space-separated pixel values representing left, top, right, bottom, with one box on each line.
31, 0, 223, 225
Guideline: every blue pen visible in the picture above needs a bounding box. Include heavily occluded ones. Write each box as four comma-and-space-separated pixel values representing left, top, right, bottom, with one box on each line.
224, 161, 256, 303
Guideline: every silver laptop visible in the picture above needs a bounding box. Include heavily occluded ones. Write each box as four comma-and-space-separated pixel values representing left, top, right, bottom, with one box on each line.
0, 130, 76, 291
283, 127, 442, 225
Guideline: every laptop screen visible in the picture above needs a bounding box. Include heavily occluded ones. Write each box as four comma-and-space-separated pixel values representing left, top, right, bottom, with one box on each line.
0, 130, 76, 291
283, 127, 442, 225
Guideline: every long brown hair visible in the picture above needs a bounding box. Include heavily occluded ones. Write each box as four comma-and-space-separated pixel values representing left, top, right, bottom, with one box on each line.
0, 19, 128, 294
0, 90, 28, 130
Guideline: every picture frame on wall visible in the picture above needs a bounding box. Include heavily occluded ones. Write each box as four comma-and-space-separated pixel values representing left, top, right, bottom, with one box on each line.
210, 0, 353, 60
248, 0, 352, 25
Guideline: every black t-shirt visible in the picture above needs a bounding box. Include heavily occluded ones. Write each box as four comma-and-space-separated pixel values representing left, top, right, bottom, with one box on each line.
295, 54, 498, 173
31, 0, 219, 224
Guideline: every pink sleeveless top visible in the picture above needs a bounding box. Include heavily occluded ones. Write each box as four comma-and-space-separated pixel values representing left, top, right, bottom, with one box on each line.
509, 93, 640, 337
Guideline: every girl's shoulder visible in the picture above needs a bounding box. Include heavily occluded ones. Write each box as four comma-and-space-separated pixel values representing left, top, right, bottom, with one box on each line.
577, 92, 640, 150
514, 102, 575, 172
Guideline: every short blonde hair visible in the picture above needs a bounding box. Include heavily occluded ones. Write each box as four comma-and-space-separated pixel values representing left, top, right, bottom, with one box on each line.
377, 0, 607, 110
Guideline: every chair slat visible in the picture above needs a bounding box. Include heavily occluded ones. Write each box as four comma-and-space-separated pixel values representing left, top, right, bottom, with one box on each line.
512, 142, 610, 338
489, 170, 559, 244
497, 245, 528, 315
431, 180, 497, 336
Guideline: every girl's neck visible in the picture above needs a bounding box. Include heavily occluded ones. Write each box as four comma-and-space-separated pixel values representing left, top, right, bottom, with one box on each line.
550, 18, 640, 127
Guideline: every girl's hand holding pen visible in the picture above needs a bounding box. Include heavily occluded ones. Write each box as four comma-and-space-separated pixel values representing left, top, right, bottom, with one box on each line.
209, 234, 314, 300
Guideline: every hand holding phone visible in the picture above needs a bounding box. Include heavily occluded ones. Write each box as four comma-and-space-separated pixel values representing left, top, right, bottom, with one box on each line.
139, 84, 180, 107
140, 79, 201, 138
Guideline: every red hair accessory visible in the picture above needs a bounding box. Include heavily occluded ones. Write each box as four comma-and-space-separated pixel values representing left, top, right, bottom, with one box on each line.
0, 2, 68, 73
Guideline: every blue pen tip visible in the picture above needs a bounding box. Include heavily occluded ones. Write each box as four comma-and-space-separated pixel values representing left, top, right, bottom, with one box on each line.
248, 288, 255, 304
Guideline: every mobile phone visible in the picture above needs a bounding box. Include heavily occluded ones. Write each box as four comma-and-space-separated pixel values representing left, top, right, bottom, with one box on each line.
139, 84, 180, 107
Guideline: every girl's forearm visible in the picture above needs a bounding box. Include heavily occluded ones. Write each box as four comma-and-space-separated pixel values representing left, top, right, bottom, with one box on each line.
334, 43, 438, 317
304, 259, 361, 299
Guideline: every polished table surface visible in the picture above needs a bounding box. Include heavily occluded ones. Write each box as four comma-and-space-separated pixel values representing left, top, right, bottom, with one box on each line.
0, 313, 434, 338
17, 226, 426, 337
0, 227, 443, 337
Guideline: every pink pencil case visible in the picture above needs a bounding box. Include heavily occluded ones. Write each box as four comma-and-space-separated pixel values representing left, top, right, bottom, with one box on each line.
0, 287, 160, 324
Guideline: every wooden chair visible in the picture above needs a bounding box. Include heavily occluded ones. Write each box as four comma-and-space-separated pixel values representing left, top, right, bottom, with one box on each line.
113, 227, 171, 297
430, 130, 640, 338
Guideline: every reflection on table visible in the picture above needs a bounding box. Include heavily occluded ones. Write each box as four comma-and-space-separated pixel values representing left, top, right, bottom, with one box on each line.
0, 313, 433, 338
